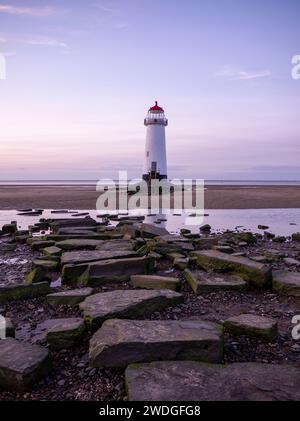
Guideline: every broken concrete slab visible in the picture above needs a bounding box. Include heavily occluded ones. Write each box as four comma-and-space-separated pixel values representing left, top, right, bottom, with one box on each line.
47, 287, 94, 306
136, 223, 169, 238
224, 314, 278, 342
125, 361, 300, 401
130, 275, 180, 291
184, 269, 247, 294
42, 246, 62, 257
61, 249, 139, 266
31, 240, 55, 251
272, 271, 300, 296
46, 318, 85, 350
80, 289, 183, 331
55, 239, 110, 250
77, 256, 155, 287
90, 319, 223, 367
173, 257, 189, 270
0, 338, 50, 391
0, 282, 51, 304
192, 250, 272, 288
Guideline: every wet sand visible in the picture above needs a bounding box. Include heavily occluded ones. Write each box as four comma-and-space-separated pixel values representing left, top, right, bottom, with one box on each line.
0, 185, 300, 210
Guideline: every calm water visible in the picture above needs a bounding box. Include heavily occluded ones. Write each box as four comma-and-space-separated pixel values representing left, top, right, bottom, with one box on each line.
0, 208, 300, 236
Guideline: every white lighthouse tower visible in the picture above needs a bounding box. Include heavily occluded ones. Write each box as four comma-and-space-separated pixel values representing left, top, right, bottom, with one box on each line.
143, 101, 168, 182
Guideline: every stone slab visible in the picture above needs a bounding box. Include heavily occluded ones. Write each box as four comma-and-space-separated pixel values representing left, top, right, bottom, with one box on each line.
184, 269, 247, 294
130, 275, 180, 291
125, 361, 300, 401
0, 338, 50, 391
80, 289, 183, 331
224, 314, 278, 342
46, 287, 94, 305
90, 319, 223, 367
192, 250, 272, 288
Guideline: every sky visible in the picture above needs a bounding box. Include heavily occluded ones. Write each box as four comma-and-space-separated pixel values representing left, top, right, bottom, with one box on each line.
0, 0, 300, 181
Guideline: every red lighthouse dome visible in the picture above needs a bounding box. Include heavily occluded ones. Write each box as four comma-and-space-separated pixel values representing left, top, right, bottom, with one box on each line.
149, 101, 164, 112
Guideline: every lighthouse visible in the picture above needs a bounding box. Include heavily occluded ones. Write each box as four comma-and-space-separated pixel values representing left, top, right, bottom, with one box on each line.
142, 101, 168, 183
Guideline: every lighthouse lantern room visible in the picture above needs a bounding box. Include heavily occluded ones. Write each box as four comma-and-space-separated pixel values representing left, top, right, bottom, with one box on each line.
143, 101, 168, 183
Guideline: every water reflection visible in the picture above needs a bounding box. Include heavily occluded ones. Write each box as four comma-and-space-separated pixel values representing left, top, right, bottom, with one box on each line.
0, 208, 299, 237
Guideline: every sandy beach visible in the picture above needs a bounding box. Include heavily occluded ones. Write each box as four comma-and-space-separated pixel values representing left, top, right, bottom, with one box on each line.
0, 185, 300, 210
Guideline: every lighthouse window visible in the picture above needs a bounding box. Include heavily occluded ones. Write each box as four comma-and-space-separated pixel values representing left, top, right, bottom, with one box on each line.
147, 152, 149, 157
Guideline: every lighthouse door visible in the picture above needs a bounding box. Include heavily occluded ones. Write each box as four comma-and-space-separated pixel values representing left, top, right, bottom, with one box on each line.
151, 161, 157, 179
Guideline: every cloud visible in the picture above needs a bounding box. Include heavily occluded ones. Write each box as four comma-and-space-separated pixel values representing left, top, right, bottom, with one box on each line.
0, 4, 59, 17
95, 3, 129, 29
215, 66, 271, 80
24, 38, 68, 49
95, 5, 120, 15
0, 37, 7, 43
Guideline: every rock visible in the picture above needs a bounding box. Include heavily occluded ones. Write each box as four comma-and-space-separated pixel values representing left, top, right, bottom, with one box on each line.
264, 231, 275, 239
50, 218, 97, 233
272, 271, 300, 296
224, 314, 278, 342
135, 223, 169, 238
57, 228, 97, 236
200, 224, 211, 232
180, 229, 191, 235
1, 224, 17, 235
46, 318, 85, 350
75, 256, 155, 287
251, 255, 268, 263
25, 267, 53, 284
237, 232, 257, 244
55, 239, 106, 250
184, 270, 247, 294
273, 236, 286, 243
130, 275, 180, 291
33, 259, 59, 271
165, 252, 186, 261
0, 243, 17, 252
192, 250, 272, 288
283, 257, 300, 266
0, 338, 50, 391
48, 233, 122, 241
292, 233, 300, 242
125, 361, 300, 401
213, 245, 234, 254
0, 282, 51, 304
26, 259, 59, 285
96, 239, 136, 251
18, 211, 42, 216
153, 243, 183, 256
42, 246, 62, 257
194, 237, 219, 249
61, 249, 139, 266
5, 318, 15, 337
31, 240, 55, 251
80, 289, 183, 331
90, 319, 223, 367
258, 225, 269, 230
173, 257, 189, 270
47, 287, 94, 306
15, 234, 30, 243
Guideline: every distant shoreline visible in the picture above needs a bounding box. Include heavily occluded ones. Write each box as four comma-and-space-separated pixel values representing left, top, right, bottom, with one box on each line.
1, 184, 300, 210
1, 180, 300, 187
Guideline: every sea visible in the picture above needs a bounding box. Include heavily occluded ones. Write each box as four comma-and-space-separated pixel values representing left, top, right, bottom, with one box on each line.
0, 180, 300, 236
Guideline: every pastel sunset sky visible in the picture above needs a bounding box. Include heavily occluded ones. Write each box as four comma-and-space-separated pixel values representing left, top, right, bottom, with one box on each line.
0, 0, 299, 180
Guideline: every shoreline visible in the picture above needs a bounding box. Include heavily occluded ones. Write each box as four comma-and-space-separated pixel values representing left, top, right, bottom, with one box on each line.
1, 185, 300, 210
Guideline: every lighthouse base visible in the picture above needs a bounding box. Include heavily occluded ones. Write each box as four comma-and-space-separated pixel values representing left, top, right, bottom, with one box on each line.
142, 173, 167, 184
